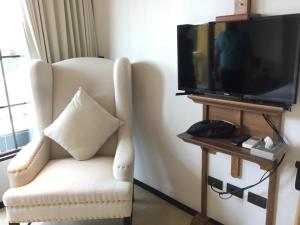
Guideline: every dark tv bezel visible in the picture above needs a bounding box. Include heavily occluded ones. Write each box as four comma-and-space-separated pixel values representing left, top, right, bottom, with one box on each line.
177, 14, 300, 107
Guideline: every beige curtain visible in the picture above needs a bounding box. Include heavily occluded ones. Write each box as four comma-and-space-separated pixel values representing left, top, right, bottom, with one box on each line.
21, 0, 98, 63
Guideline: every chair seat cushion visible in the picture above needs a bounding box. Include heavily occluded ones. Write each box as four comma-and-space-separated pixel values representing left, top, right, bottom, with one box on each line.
3, 157, 132, 208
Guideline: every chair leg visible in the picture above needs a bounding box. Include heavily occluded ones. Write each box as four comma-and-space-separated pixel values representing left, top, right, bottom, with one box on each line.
123, 185, 134, 225
133, 184, 135, 203
123, 216, 132, 225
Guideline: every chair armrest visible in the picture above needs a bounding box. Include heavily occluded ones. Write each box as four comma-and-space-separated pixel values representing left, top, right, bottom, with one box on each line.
113, 133, 134, 182
113, 57, 134, 181
7, 135, 51, 187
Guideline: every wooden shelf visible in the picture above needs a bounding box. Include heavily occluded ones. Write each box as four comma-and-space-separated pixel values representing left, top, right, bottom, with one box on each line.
178, 132, 276, 171
178, 94, 284, 225
216, 13, 250, 22
188, 95, 284, 115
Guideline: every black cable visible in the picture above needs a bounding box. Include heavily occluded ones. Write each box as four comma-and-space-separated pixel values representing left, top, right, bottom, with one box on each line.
210, 154, 285, 198
262, 114, 284, 142
210, 113, 286, 199
211, 153, 285, 197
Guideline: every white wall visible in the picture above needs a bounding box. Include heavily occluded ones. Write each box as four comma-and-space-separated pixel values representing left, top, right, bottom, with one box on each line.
93, 0, 300, 224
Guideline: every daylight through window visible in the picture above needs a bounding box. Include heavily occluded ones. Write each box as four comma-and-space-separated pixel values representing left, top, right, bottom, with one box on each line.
0, 0, 32, 155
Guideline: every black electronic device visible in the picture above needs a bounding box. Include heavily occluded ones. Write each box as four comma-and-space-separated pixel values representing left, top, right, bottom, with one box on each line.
177, 14, 300, 109
231, 135, 251, 146
186, 120, 236, 138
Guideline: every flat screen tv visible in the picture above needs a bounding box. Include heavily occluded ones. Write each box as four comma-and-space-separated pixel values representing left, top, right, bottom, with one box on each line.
177, 14, 300, 108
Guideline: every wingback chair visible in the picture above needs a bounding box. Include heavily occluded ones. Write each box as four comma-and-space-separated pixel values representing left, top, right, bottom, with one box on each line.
3, 57, 134, 225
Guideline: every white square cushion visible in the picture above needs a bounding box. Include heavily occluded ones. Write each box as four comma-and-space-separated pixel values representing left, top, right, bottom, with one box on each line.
44, 88, 121, 160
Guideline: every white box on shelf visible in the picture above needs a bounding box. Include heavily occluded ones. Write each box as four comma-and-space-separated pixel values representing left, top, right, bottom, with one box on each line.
242, 136, 262, 148
250, 141, 288, 160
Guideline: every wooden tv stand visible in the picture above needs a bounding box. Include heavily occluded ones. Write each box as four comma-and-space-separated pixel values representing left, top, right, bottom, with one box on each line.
178, 95, 285, 225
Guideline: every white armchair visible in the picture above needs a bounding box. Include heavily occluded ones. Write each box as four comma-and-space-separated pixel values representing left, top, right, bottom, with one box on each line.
3, 57, 134, 225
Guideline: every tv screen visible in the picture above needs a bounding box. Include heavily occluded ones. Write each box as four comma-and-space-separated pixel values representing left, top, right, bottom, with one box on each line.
177, 14, 300, 107
177, 23, 212, 93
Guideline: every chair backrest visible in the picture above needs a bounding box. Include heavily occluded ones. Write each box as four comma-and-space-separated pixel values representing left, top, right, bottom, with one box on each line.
29, 57, 132, 159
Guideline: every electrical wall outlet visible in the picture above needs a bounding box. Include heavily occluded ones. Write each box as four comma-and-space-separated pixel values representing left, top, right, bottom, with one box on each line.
208, 176, 223, 190
226, 183, 244, 199
248, 192, 267, 209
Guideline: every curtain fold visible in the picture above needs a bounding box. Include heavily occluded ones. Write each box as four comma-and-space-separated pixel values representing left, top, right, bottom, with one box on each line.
21, 0, 98, 63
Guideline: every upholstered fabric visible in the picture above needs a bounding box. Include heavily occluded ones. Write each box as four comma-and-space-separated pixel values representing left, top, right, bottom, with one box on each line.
44, 88, 121, 161
113, 58, 134, 181
51, 58, 118, 159
4, 57, 134, 223
29, 60, 53, 136
4, 158, 132, 222
4, 157, 132, 207
5, 201, 131, 223
7, 135, 50, 188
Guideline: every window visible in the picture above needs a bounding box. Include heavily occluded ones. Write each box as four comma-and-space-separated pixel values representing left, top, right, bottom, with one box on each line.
0, 1, 32, 155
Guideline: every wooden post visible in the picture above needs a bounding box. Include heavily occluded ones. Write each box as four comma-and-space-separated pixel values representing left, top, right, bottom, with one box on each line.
191, 149, 209, 225
201, 104, 209, 216
231, 156, 241, 178
201, 149, 208, 215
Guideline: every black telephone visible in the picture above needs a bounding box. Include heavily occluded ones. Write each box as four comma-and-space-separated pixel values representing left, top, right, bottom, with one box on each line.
186, 120, 236, 138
